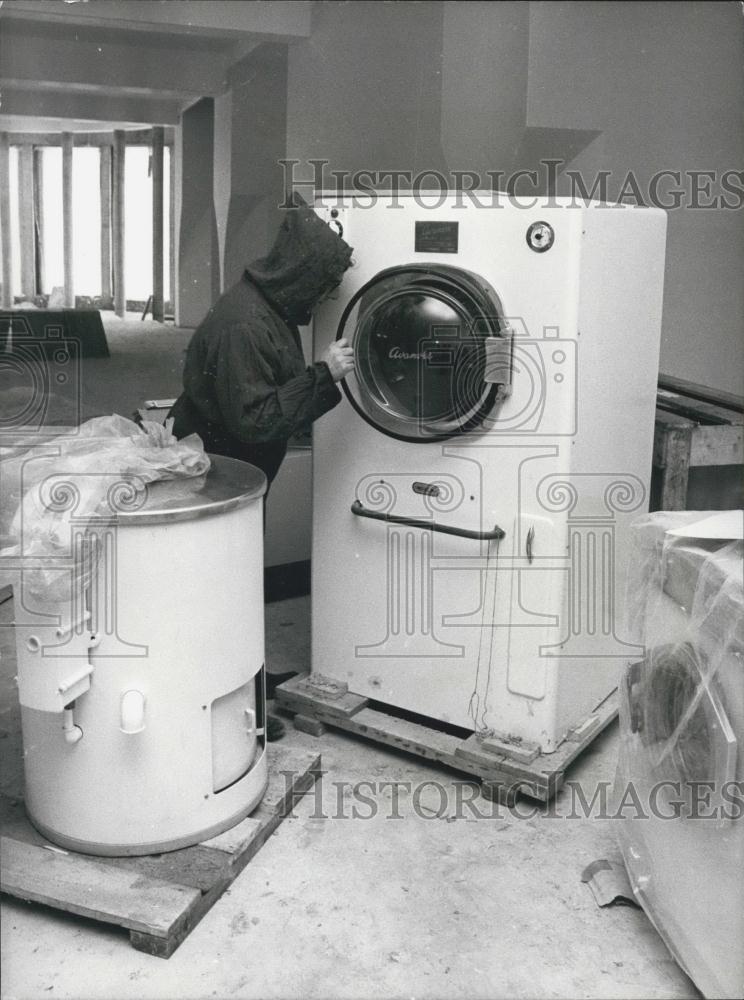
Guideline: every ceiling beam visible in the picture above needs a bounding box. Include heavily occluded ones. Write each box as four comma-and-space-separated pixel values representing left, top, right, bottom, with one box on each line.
1, 87, 184, 126
3, 130, 176, 147
0, 19, 231, 99
0, 1, 312, 41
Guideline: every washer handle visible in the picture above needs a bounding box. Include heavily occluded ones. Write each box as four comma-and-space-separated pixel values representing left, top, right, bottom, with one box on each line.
351, 500, 505, 540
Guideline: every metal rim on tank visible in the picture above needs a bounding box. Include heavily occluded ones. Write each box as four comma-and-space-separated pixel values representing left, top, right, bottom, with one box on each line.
112, 454, 267, 525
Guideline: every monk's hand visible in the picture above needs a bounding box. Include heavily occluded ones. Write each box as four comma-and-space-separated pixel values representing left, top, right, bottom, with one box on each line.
322, 338, 355, 382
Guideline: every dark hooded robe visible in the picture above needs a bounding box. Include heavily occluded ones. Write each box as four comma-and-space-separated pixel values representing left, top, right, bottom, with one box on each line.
169, 202, 353, 484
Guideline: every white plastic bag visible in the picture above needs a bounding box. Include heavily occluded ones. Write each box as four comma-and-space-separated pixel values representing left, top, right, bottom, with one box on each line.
1, 415, 210, 607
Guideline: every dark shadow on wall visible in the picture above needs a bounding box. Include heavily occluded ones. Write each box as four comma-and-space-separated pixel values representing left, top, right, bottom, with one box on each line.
179, 97, 220, 327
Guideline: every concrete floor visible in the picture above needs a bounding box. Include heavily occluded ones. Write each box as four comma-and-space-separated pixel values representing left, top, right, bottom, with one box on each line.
78, 313, 192, 421
0, 319, 700, 999
0, 592, 699, 1000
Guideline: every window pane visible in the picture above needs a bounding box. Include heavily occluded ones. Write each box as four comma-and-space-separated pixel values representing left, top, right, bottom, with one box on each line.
8, 147, 20, 299
124, 146, 153, 302
40, 147, 63, 295
164, 145, 171, 305
72, 147, 101, 297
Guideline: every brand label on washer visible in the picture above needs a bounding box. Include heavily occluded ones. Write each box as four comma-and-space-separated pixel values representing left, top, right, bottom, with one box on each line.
414, 221, 459, 253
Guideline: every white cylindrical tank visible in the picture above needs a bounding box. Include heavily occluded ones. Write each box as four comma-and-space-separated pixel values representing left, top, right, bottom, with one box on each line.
17, 456, 269, 856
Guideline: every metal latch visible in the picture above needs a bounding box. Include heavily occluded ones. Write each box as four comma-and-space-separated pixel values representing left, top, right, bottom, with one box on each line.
244, 707, 265, 738
483, 331, 513, 395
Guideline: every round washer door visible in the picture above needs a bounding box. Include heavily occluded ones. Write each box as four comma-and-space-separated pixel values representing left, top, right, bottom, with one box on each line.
338, 264, 507, 441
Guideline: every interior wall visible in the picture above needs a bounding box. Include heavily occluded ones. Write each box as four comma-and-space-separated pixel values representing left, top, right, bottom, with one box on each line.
280, 0, 743, 395
526, 0, 744, 395
286, 0, 447, 188
440, 1, 529, 178
221, 44, 288, 290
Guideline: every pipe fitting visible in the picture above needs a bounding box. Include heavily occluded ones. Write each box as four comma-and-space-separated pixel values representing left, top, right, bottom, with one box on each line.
62, 706, 83, 745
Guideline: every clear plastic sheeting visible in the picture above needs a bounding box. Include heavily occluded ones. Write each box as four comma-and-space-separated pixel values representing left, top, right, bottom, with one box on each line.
0, 415, 210, 609
615, 510, 744, 999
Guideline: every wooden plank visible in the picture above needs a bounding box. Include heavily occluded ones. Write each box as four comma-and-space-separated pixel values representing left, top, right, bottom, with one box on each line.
99, 145, 112, 301
130, 748, 320, 958
18, 145, 35, 297
656, 421, 693, 510
657, 388, 742, 427
659, 373, 744, 415
690, 424, 744, 468
0, 836, 200, 939
200, 816, 263, 855
454, 736, 552, 786
1, 747, 321, 958
61, 133, 74, 308
1, 756, 319, 896
261, 747, 321, 814
279, 677, 618, 803
348, 706, 464, 762
0, 133, 12, 308
112, 130, 126, 318
151, 126, 165, 322
276, 673, 368, 720
297, 672, 349, 699
652, 409, 691, 468
311, 702, 554, 795
293, 713, 327, 737
480, 732, 540, 764
129, 813, 280, 958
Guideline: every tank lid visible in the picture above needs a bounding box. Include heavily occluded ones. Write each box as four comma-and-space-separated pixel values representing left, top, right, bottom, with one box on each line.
115, 455, 267, 525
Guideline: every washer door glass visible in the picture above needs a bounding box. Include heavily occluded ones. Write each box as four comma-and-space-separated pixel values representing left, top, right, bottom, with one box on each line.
338, 265, 507, 441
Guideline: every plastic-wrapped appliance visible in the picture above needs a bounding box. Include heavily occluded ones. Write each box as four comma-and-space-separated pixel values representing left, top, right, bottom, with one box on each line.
616, 510, 744, 999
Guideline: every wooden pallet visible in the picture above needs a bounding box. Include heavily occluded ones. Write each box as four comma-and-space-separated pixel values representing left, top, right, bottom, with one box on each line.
276, 674, 617, 804
653, 374, 744, 511
0, 746, 320, 958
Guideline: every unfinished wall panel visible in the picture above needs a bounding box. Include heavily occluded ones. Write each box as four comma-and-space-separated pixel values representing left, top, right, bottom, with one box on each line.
18, 145, 36, 298
61, 132, 73, 307
99, 145, 112, 302
151, 127, 165, 321
178, 98, 219, 327
112, 130, 126, 317
1, 134, 14, 307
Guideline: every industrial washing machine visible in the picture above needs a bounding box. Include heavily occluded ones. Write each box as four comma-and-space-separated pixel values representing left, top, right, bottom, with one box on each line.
616, 511, 743, 999
309, 192, 667, 753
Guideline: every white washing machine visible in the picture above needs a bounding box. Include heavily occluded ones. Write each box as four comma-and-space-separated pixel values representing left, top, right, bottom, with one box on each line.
311, 193, 667, 752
